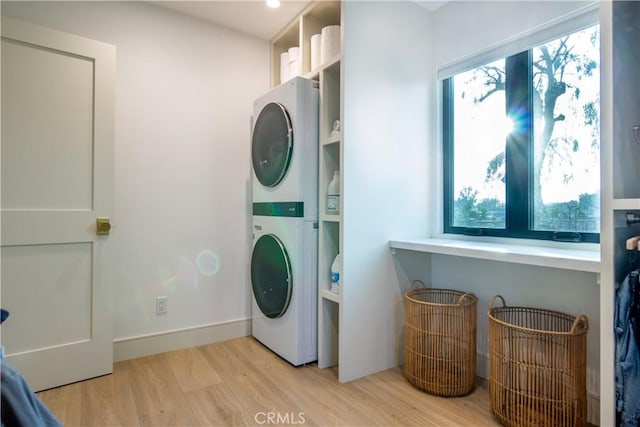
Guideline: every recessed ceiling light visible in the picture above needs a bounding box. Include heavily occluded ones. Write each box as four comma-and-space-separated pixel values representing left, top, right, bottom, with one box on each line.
266, 0, 281, 9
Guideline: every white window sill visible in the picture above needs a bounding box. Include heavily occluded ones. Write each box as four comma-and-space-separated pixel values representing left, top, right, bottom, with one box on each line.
389, 237, 600, 273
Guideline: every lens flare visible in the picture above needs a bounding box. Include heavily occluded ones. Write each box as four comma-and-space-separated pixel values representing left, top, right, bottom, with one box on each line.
158, 266, 174, 287
502, 116, 515, 137
196, 250, 220, 276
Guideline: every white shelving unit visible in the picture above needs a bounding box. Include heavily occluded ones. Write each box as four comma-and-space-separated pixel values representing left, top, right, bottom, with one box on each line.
317, 54, 342, 371
270, 1, 341, 88
600, 1, 640, 425
271, 1, 343, 378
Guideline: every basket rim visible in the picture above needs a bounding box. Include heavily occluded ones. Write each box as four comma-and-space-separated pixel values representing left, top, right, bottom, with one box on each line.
487, 294, 589, 335
487, 307, 589, 335
405, 288, 478, 307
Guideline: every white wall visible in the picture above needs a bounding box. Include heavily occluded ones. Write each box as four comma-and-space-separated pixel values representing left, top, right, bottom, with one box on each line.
340, 0, 432, 381
432, 0, 595, 68
1, 1, 269, 347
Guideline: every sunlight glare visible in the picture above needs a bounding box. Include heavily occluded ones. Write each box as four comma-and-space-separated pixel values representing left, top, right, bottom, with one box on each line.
266, 0, 280, 8
502, 116, 514, 138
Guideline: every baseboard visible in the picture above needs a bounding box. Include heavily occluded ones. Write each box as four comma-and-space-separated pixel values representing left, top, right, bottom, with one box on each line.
113, 318, 251, 362
476, 353, 600, 426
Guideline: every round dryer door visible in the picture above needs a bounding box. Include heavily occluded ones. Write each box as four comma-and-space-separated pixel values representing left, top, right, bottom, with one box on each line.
251, 234, 292, 319
252, 102, 293, 188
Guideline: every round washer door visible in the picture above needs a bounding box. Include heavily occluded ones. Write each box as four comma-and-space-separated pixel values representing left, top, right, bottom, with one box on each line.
252, 102, 293, 188
251, 234, 292, 319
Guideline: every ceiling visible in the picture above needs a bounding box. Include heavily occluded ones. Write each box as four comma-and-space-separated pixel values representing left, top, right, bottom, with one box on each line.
149, 1, 447, 40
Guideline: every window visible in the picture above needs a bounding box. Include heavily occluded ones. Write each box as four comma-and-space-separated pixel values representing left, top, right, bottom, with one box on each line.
443, 25, 600, 243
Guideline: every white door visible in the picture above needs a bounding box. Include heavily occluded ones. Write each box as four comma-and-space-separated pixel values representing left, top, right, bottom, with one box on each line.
1, 17, 115, 391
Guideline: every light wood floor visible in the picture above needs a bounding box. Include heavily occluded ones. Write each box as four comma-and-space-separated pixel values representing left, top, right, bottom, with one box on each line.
37, 336, 500, 426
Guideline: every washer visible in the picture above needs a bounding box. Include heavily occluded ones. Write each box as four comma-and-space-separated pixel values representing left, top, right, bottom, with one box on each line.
251, 76, 319, 219
251, 214, 318, 366
250, 77, 319, 366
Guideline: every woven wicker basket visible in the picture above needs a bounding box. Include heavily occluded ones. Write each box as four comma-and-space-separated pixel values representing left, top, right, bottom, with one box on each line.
487, 295, 589, 427
404, 281, 477, 396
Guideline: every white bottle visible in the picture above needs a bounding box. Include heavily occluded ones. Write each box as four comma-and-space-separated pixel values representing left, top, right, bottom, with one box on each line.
330, 252, 342, 294
327, 170, 340, 215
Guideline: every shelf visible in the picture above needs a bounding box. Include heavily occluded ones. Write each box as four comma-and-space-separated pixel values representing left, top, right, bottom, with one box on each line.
611, 199, 640, 211
323, 132, 341, 146
321, 213, 341, 222
390, 238, 601, 273
272, 20, 299, 50
320, 289, 341, 303
306, 54, 342, 80
320, 55, 342, 73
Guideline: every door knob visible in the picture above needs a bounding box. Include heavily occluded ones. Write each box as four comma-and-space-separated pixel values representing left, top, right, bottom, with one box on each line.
96, 217, 111, 236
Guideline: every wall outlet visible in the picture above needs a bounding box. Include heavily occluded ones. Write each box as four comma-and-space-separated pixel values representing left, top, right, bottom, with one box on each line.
155, 296, 168, 315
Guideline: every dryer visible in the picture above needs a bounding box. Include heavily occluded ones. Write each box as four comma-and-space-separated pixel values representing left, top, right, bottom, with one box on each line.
251, 76, 319, 219
250, 77, 319, 366
251, 214, 317, 366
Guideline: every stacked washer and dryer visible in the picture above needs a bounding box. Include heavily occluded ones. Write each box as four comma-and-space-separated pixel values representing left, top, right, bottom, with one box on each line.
250, 77, 319, 366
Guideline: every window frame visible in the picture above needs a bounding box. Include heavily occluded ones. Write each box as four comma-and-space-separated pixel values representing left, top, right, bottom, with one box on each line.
442, 28, 600, 244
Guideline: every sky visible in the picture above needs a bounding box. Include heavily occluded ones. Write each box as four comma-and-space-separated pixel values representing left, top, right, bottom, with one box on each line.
452, 25, 600, 205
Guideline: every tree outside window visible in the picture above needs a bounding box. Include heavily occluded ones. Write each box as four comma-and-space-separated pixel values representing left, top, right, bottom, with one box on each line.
444, 25, 600, 242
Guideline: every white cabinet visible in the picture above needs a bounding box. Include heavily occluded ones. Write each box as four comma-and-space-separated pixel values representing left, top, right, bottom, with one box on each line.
600, 1, 640, 425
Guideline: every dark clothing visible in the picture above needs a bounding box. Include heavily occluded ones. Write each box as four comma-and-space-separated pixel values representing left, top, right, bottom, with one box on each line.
615, 270, 640, 426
